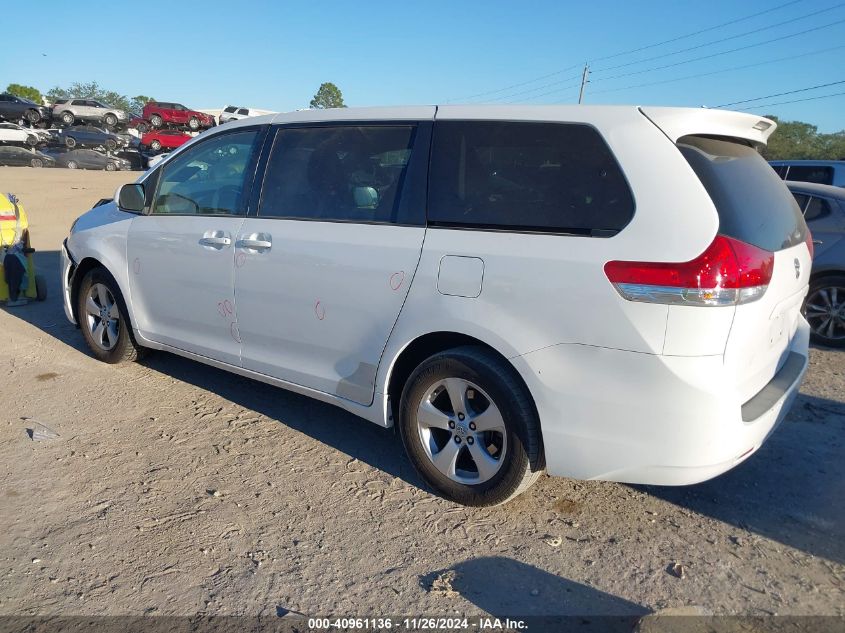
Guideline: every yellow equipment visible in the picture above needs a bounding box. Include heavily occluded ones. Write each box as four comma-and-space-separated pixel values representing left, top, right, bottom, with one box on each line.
1, 193, 46, 302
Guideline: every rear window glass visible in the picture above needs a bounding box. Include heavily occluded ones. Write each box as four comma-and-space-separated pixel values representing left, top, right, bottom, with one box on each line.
677, 135, 806, 251
428, 121, 635, 235
787, 165, 834, 185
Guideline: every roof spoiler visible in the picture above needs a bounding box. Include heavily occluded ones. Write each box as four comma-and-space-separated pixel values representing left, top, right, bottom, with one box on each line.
639, 106, 776, 148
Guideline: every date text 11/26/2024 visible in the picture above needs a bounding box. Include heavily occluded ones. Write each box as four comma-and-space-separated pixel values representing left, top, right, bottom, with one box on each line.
306, 617, 528, 630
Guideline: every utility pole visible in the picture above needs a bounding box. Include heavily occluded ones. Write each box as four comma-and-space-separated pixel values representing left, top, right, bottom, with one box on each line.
578, 63, 590, 104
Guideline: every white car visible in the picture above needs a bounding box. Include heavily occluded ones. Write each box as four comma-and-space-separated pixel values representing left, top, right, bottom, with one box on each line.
0, 122, 42, 146
145, 152, 169, 169
60, 105, 811, 506
218, 106, 262, 124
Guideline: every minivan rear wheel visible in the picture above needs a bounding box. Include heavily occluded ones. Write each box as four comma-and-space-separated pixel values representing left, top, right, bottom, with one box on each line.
77, 268, 146, 363
804, 275, 845, 348
399, 346, 544, 506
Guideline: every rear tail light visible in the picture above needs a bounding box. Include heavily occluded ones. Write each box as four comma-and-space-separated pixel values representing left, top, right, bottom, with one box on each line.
604, 234, 774, 306
805, 229, 814, 260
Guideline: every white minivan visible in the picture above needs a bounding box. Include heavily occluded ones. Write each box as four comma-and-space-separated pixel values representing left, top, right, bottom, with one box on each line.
60, 106, 812, 506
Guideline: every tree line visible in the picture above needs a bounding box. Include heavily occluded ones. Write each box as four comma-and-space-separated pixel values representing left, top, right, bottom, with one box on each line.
5, 82, 841, 159
5, 81, 346, 114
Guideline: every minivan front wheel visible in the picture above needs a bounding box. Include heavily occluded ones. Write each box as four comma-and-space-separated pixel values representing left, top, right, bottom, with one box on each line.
399, 346, 544, 506
77, 268, 145, 363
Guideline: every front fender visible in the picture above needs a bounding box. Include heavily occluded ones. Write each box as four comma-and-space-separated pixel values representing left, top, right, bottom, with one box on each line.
65, 202, 137, 330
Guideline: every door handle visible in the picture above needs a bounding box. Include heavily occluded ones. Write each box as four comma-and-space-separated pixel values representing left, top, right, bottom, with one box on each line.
239, 239, 272, 250
238, 233, 272, 251
812, 239, 823, 245
199, 236, 232, 247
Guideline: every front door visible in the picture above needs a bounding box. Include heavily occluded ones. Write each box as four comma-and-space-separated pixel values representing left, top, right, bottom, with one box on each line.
235, 119, 432, 404
127, 127, 263, 365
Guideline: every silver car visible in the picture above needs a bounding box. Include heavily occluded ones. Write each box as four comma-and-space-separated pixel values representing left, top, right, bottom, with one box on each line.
788, 181, 845, 347
52, 98, 128, 127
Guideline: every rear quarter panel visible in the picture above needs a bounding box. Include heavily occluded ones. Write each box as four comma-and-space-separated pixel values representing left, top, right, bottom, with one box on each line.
375, 107, 721, 396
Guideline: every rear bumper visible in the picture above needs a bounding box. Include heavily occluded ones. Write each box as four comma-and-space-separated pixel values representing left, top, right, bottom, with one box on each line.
512, 318, 810, 485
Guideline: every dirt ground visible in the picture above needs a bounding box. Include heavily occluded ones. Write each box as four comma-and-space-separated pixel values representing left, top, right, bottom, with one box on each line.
0, 166, 843, 621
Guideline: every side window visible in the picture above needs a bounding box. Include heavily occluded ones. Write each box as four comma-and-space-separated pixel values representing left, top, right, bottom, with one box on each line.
151, 129, 260, 216
804, 196, 833, 222
258, 125, 420, 224
224, 106, 237, 113
786, 166, 834, 185
792, 193, 810, 212
771, 165, 789, 179
428, 121, 635, 235
237, 108, 249, 116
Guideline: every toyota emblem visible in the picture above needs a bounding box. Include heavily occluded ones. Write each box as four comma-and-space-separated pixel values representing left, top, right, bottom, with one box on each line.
794, 258, 801, 279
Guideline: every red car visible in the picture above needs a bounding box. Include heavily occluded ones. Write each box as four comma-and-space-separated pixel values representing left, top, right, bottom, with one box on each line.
141, 129, 192, 151
142, 101, 215, 131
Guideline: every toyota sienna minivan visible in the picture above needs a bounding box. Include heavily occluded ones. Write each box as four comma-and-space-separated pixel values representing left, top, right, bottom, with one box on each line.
61, 105, 812, 506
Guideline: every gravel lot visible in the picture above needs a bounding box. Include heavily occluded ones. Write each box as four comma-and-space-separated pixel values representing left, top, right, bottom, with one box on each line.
0, 167, 843, 621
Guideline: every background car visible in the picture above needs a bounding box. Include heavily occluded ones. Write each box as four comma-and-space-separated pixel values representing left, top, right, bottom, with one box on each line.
114, 148, 146, 171
219, 106, 256, 124
47, 148, 131, 171
128, 114, 151, 133
0, 93, 52, 124
141, 129, 192, 151
52, 98, 128, 127
55, 125, 123, 150
145, 152, 169, 169
787, 180, 845, 347
0, 122, 42, 147
771, 160, 845, 188
0, 146, 55, 168
143, 101, 215, 130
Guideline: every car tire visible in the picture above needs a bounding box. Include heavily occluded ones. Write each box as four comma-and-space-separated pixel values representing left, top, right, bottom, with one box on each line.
398, 346, 544, 506
105, 139, 117, 151
30, 158, 43, 168
61, 111, 74, 125
26, 135, 38, 147
65, 136, 76, 148
804, 275, 845, 348
25, 109, 41, 124
150, 140, 161, 151
66, 160, 78, 169
104, 113, 118, 127
150, 114, 163, 128
35, 274, 47, 301
188, 117, 200, 131
137, 122, 149, 133
77, 268, 146, 363
105, 162, 117, 171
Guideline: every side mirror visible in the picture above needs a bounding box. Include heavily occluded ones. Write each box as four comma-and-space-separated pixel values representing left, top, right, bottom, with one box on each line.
117, 183, 145, 213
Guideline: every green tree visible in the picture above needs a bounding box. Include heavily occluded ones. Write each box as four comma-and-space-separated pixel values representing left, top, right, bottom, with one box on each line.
5, 83, 42, 103
130, 95, 154, 113
45, 81, 133, 111
763, 115, 845, 160
309, 82, 346, 109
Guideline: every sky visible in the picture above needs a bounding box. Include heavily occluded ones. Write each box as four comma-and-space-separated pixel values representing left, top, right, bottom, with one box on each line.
2, 0, 844, 132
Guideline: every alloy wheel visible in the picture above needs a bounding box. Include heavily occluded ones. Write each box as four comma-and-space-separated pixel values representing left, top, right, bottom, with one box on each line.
415, 378, 507, 484
84, 283, 120, 351
805, 285, 845, 342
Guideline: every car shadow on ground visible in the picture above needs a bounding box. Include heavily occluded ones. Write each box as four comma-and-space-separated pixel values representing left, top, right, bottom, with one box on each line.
635, 391, 845, 564
420, 556, 647, 625
7, 250, 845, 564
